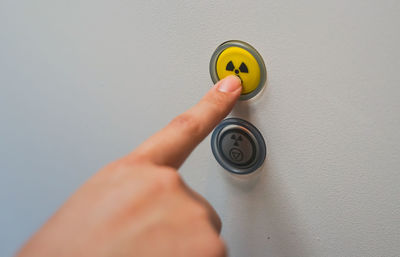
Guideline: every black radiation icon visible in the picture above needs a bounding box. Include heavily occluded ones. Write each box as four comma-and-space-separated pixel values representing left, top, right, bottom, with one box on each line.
226, 61, 249, 75
230, 134, 243, 146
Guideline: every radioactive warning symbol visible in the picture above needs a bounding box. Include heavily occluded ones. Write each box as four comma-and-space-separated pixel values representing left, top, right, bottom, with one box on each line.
230, 133, 243, 146
215, 46, 261, 94
225, 61, 249, 74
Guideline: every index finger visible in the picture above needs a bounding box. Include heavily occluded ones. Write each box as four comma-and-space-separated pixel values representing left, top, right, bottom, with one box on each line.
129, 75, 242, 168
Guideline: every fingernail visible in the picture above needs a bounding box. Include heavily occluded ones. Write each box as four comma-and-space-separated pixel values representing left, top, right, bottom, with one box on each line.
217, 75, 242, 93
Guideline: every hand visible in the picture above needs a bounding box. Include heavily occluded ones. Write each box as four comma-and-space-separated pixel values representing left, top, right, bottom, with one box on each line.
17, 75, 242, 257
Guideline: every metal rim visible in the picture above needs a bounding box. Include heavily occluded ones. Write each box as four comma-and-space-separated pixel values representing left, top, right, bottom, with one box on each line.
211, 118, 267, 175
209, 40, 267, 101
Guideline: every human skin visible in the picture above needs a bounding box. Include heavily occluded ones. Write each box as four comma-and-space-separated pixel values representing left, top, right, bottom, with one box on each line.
16, 75, 242, 257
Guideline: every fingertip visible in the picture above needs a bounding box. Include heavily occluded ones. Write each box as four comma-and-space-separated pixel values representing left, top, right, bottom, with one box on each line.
216, 75, 242, 93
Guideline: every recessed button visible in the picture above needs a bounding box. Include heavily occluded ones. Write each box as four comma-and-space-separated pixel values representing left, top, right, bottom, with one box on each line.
211, 118, 267, 174
209, 40, 267, 100
219, 128, 256, 166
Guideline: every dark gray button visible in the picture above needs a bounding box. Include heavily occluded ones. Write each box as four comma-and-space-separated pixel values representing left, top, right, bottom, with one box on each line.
220, 128, 256, 166
211, 118, 266, 174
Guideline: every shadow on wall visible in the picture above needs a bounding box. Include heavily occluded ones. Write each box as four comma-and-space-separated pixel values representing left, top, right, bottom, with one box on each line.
221, 153, 312, 257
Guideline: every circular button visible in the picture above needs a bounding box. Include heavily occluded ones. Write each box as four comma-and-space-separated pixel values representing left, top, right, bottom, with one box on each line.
210, 40, 267, 100
219, 128, 256, 166
216, 47, 261, 94
211, 118, 267, 174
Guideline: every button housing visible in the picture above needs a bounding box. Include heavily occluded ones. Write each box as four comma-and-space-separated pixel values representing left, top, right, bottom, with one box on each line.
210, 40, 267, 100
211, 118, 267, 174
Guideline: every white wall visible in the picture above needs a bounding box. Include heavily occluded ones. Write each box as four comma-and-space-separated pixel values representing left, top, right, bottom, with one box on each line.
1, 1, 399, 256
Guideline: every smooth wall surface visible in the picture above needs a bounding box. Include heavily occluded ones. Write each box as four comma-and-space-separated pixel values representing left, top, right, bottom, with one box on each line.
1, 1, 400, 256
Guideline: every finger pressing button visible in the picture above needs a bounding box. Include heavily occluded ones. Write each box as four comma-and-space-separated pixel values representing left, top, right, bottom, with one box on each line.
210, 40, 267, 100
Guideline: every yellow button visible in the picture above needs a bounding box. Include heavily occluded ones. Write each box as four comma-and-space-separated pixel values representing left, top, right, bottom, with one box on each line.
210, 41, 266, 100
216, 47, 261, 95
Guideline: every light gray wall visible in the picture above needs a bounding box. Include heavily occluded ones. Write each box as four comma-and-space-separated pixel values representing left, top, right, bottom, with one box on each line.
1, 1, 399, 256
